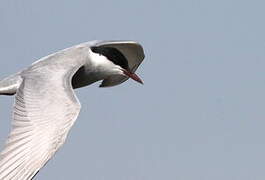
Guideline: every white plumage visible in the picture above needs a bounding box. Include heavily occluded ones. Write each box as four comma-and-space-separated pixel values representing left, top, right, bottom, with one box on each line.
0, 40, 145, 179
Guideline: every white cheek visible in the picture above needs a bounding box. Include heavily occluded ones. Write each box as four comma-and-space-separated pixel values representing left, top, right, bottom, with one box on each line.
90, 51, 109, 65
89, 49, 123, 76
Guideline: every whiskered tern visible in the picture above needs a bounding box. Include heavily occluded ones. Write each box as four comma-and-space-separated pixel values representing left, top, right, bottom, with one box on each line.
0, 40, 145, 179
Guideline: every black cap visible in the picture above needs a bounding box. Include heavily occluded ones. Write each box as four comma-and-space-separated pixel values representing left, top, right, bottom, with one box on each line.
91, 46, 129, 70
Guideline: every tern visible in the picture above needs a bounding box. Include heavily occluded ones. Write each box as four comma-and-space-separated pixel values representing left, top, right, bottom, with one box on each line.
0, 40, 145, 179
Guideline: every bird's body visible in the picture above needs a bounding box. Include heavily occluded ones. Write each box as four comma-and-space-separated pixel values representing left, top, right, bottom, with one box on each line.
0, 40, 145, 179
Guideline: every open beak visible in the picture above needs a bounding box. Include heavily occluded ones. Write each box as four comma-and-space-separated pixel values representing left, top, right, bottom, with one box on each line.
122, 69, 144, 84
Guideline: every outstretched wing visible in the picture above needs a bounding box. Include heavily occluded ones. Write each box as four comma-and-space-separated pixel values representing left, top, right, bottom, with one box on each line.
95, 41, 145, 87
0, 64, 81, 179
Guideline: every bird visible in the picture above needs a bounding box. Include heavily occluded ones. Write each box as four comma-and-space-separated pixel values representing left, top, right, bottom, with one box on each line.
0, 40, 145, 180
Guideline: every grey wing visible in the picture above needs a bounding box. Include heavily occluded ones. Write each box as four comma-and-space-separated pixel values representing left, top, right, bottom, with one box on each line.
0, 68, 81, 179
95, 40, 145, 87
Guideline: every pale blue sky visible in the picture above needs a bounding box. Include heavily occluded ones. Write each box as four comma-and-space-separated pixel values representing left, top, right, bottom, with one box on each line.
1, 0, 265, 179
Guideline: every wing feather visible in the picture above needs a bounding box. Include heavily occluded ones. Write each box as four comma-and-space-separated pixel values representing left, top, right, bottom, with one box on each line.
0, 68, 81, 180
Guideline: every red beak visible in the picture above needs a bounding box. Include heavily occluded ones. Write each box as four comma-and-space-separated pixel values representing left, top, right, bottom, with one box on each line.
122, 70, 144, 84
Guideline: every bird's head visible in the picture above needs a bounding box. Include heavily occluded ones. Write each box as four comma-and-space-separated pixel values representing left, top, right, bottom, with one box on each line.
89, 46, 143, 86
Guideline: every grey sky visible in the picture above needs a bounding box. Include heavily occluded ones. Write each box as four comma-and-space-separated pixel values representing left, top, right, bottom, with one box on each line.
0, 0, 265, 179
